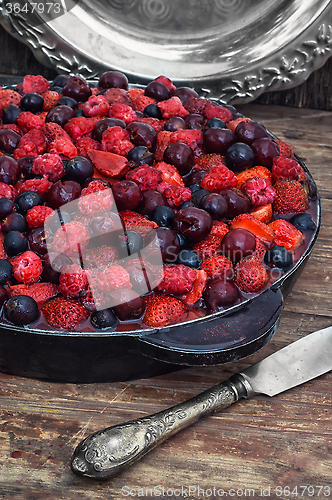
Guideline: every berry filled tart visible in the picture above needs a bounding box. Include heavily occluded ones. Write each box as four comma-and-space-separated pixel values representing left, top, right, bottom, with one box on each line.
0, 71, 319, 333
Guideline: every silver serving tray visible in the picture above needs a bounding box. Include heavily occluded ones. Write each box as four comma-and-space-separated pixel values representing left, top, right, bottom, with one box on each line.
0, 0, 332, 103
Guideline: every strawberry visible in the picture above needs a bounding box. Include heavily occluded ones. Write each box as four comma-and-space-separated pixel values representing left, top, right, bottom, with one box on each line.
268, 219, 304, 250
120, 210, 158, 237
194, 153, 226, 172
154, 162, 184, 187
201, 165, 238, 192
273, 179, 309, 214
201, 255, 233, 279
154, 130, 172, 161
170, 129, 203, 151
274, 139, 294, 158
142, 293, 188, 327
210, 221, 230, 240
155, 264, 197, 294
87, 149, 129, 178
250, 203, 273, 223
183, 97, 208, 114
235, 256, 269, 293
179, 270, 208, 306
154, 75, 176, 91
230, 213, 274, 246
9, 282, 58, 306
252, 237, 268, 260
42, 297, 89, 330
0, 89, 21, 113
192, 235, 222, 261
41, 90, 61, 111
132, 95, 156, 112
203, 102, 233, 123
235, 165, 272, 189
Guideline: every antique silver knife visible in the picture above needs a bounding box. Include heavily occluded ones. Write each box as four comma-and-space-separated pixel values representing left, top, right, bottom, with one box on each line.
71, 325, 332, 480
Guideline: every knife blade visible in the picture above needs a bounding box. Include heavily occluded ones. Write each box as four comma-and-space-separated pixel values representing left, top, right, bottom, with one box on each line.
71, 325, 332, 480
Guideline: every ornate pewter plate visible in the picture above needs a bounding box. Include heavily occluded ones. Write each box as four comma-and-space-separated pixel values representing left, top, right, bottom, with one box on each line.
0, 0, 332, 103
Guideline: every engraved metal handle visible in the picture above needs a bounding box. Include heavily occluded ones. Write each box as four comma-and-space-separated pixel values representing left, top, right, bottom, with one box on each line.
71, 374, 250, 480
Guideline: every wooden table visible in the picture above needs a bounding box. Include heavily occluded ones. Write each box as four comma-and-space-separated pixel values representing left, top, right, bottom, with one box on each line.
0, 104, 331, 499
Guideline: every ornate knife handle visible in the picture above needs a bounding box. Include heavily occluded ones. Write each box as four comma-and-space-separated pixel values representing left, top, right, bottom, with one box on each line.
71, 374, 250, 480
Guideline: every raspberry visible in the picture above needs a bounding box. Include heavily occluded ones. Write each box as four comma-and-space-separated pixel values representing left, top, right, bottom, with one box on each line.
9, 282, 58, 306
59, 263, 89, 298
192, 235, 222, 261
143, 293, 188, 328
210, 221, 230, 240
0, 182, 18, 201
108, 103, 137, 124
161, 184, 192, 208
48, 138, 78, 158
96, 265, 131, 291
13, 129, 47, 159
203, 102, 233, 123
133, 95, 156, 112
32, 153, 64, 182
82, 95, 110, 117
183, 97, 208, 114
242, 176, 276, 206
235, 256, 269, 293
18, 175, 52, 198
126, 164, 162, 191
11, 250, 43, 284
155, 265, 197, 294
274, 139, 294, 158
154, 130, 172, 161
104, 88, 132, 106
75, 136, 100, 157
272, 156, 305, 182
155, 161, 184, 186
82, 245, 119, 269
201, 255, 233, 279
154, 75, 176, 91
22, 75, 50, 94
41, 90, 61, 111
101, 126, 134, 156
64, 117, 95, 141
273, 179, 309, 214
52, 221, 90, 257
194, 153, 226, 172
120, 210, 158, 237
157, 96, 189, 119
42, 297, 89, 330
17, 111, 45, 134
25, 205, 54, 228
78, 180, 114, 216
201, 165, 238, 192
135, 117, 165, 133
268, 219, 304, 250
170, 129, 203, 151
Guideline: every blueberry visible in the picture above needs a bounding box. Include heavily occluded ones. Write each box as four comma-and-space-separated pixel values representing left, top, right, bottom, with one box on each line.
51, 74, 70, 89
20, 93, 44, 113
143, 103, 162, 119
152, 206, 175, 227
127, 146, 154, 167
225, 142, 255, 172
65, 156, 94, 184
3, 231, 28, 257
0, 286, 8, 308
189, 183, 201, 194
118, 230, 144, 256
176, 249, 201, 269
264, 245, 293, 268
0, 259, 13, 285
2, 104, 21, 124
15, 191, 43, 214
56, 96, 78, 109
5, 295, 39, 325
75, 109, 85, 117
191, 188, 210, 206
289, 213, 316, 231
91, 308, 118, 329
179, 201, 196, 209
175, 230, 189, 250
205, 118, 226, 128
0, 197, 15, 219
2, 212, 28, 234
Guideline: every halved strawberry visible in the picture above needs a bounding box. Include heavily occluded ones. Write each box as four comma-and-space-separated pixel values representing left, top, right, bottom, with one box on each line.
142, 293, 188, 327
250, 204, 273, 223
235, 165, 272, 189
179, 270, 208, 306
268, 219, 304, 250
9, 283, 58, 306
87, 149, 129, 178
230, 213, 274, 246
120, 210, 158, 237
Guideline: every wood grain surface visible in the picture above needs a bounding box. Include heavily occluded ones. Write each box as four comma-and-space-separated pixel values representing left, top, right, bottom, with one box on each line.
0, 104, 331, 499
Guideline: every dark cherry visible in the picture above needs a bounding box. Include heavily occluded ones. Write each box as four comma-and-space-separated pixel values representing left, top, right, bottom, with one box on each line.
3, 231, 28, 256
0, 129, 21, 155
17, 156, 34, 180
47, 180, 81, 209
163, 142, 195, 176
127, 146, 154, 167
98, 71, 128, 90
0, 155, 20, 183
176, 249, 201, 269
5, 295, 39, 325
0, 259, 13, 285
163, 116, 186, 132
2, 104, 21, 124
235, 120, 269, 145
189, 183, 201, 194
118, 230, 143, 256
27, 227, 47, 255
143, 103, 162, 119
62, 76, 92, 102
112, 180, 142, 211
225, 142, 255, 172
191, 188, 210, 206
56, 96, 78, 109
89, 213, 123, 245
221, 228, 256, 262
185, 113, 205, 130
112, 289, 145, 321
15, 191, 43, 214
219, 187, 251, 218
205, 118, 226, 129
223, 104, 238, 117
126, 122, 157, 150
65, 156, 94, 184
301, 179, 317, 200
251, 138, 280, 168
179, 200, 196, 209
185, 169, 208, 186
199, 193, 228, 220
289, 213, 316, 231
137, 189, 167, 217
51, 74, 70, 88
264, 245, 293, 269
203, 278, 239, 310
0, 197, 15, 218
91, 308, 118, 329
20, 92, 44, 113
46, 105, 76, 128
145, 227, 180, 263
0, 286, 8, 308
173, 207, 213, 243
172, 86, 199, 104
152, 205, 176, 227
41, 252, 72, 284
92, 117, 126, 142
45, 210, 72, 235
203, 128, 236, 154
2, 212, 28, 234
144, 81, 170, 102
